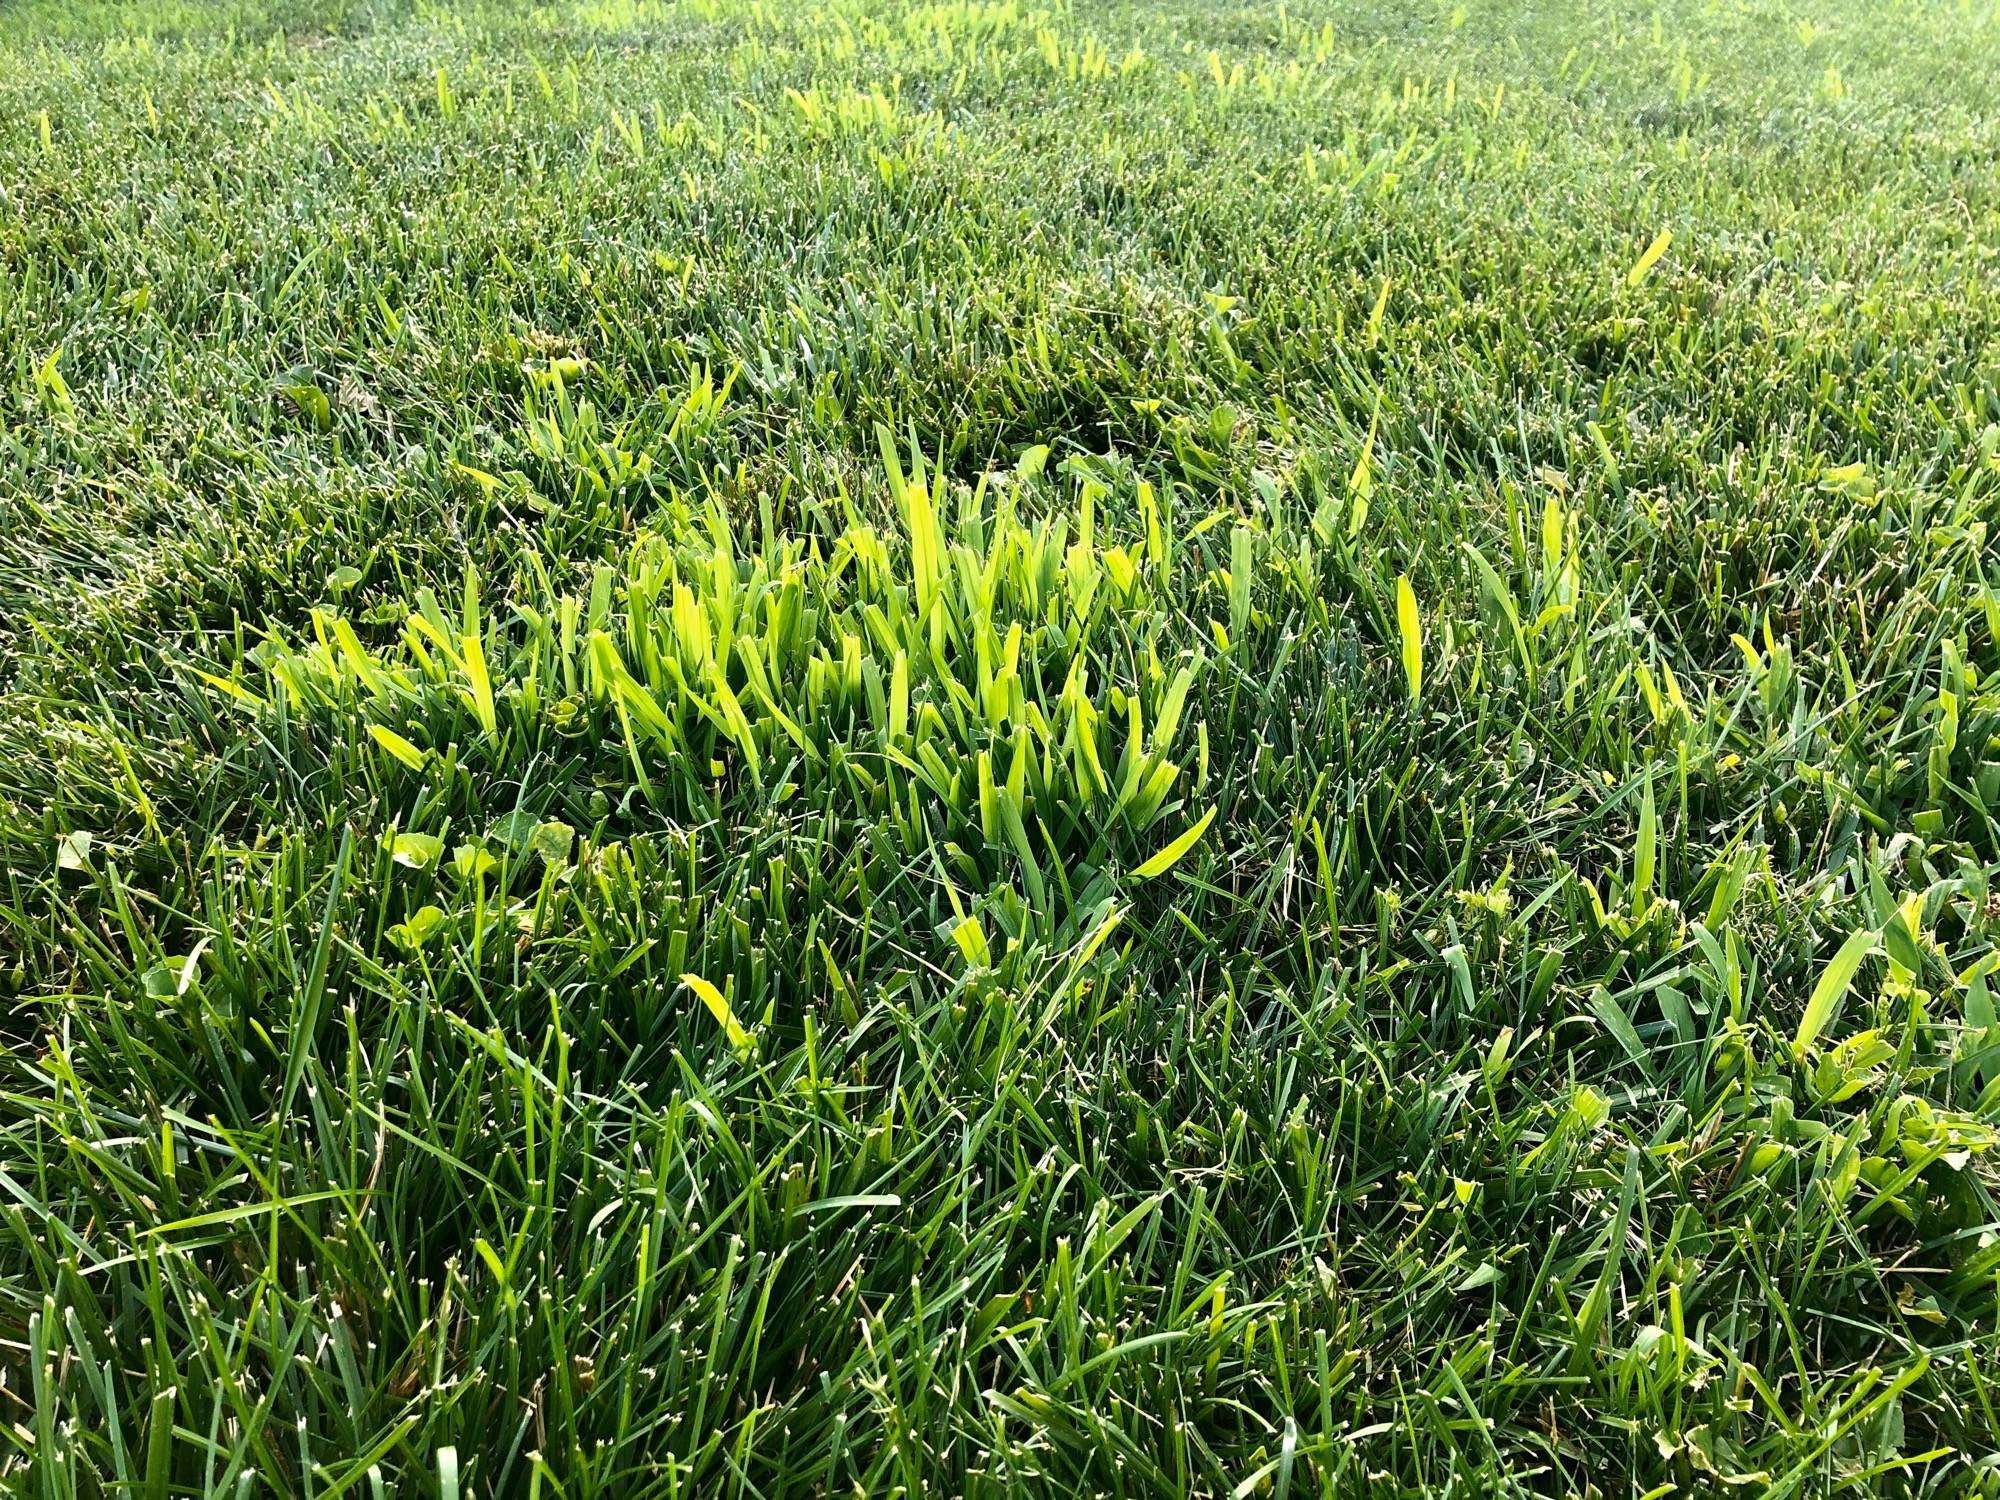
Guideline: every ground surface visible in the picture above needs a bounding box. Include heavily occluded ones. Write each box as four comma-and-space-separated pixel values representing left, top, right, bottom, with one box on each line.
3, 0, 2000, 1494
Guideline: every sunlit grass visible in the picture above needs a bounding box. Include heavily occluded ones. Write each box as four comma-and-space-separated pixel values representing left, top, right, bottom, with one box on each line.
4, 0, 2000, 1493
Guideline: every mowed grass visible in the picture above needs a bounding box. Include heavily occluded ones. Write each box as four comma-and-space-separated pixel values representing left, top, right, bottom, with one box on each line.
4, 0, 2000, 1493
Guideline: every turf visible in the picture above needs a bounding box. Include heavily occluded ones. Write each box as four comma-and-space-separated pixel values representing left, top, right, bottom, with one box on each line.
4, 0, 2000, 1493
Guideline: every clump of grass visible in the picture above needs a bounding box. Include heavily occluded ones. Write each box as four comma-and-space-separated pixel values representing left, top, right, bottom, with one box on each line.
5, 0, 2000, 1494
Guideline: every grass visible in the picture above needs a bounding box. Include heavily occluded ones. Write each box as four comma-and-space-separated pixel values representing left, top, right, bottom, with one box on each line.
3, 0, 2000, 1492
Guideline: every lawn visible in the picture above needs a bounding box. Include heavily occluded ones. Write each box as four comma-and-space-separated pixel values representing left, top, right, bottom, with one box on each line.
3, 0, 2000, 1492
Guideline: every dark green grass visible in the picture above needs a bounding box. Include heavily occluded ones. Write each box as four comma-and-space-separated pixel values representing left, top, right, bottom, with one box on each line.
4, 0, 2000, 1493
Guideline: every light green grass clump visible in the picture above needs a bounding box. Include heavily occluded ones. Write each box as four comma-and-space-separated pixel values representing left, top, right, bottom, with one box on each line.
4, 0, 2000, 1494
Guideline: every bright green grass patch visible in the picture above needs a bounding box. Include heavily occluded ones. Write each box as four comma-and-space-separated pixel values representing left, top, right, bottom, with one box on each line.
4, 0, 2000, 1494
